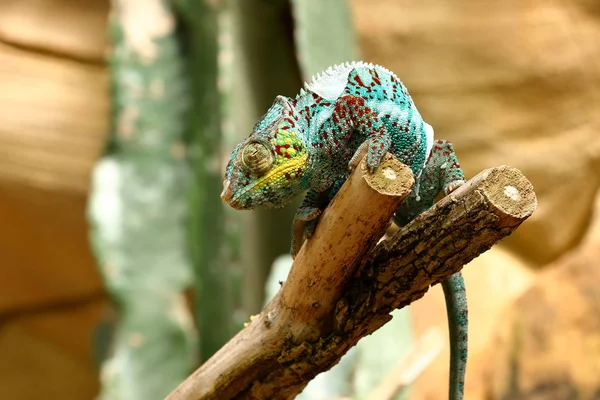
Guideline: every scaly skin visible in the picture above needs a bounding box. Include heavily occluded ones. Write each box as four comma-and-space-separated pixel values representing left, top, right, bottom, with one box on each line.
221, 61, 468, 400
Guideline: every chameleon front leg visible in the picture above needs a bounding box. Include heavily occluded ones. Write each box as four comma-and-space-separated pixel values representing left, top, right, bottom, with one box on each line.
291, 180, 345, 258
323, 94, 391, 172
291, 189, 326, 258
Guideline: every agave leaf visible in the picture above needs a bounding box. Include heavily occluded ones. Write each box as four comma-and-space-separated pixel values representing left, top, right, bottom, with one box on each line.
88, 1, 197, 398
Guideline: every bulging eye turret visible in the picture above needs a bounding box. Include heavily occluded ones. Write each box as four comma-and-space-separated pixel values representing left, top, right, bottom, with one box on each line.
241, 140, 274, 175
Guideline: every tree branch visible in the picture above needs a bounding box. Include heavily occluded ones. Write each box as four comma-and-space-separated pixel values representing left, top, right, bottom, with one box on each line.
166, 156, 537, 400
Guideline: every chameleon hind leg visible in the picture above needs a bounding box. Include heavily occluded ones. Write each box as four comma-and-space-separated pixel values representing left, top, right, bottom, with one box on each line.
432, 140, 468, 400
394, 139, 467, 400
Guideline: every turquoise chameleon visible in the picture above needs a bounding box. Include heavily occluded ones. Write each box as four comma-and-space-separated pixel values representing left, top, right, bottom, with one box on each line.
220, 61, 468, 400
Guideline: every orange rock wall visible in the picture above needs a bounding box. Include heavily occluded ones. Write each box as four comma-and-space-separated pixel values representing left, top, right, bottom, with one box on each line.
350, 0, 600, 398
0, 0, 109, 398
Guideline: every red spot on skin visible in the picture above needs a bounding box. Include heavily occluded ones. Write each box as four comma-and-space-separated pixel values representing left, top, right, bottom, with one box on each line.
285, 173, 291, 180
284, 153, 291, 158
284, 144, 290, 149
297, 168, 303, 174
353, 75, 366, 87
275, 145, 283, 155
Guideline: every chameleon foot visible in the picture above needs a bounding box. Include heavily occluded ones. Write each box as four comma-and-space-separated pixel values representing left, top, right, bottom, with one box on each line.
444, 179, 465, 195
291, 207, 322, 258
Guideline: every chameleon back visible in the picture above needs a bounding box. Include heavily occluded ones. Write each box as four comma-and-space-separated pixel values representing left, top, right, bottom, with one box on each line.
302, 62, 433, 178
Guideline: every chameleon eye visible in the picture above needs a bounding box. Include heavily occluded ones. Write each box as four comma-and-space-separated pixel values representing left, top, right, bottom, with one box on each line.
241, 140, 274, 175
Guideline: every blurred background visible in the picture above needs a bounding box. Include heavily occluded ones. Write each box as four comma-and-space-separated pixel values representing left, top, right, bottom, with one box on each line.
1, 0, 599, 399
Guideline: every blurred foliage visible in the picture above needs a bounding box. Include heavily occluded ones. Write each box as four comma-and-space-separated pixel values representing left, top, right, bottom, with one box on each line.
87, 0, 197, 398
88, 0, 413, 398
175, 0, 239, 363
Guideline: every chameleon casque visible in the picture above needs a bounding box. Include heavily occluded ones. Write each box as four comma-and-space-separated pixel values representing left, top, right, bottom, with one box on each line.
221, 61, 468, 400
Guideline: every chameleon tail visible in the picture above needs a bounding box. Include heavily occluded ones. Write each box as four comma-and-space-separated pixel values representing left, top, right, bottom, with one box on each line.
442, 272, 468, 400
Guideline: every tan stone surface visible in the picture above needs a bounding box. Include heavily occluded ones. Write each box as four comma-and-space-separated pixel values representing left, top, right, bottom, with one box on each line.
0, 41, 108, 193
0, 182, 105, 313
0, 0, 109, 310
0, 298, 105, 400
0, 0, 109, 62
0, 1, 110, 399
350, 1, 600, 398
483, 242, 600, 399
351, 0, 600, 265
411, 247, 535, 400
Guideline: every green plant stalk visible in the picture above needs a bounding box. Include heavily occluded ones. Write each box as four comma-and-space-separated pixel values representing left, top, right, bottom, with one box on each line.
174, 0, 238, 361
290, 0, 361, 79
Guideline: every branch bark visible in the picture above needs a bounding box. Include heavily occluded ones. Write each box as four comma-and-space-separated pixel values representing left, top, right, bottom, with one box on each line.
166, 156, 537, 400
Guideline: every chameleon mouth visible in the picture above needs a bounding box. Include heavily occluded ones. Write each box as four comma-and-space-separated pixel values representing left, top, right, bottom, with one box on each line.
220, 180, 244, 210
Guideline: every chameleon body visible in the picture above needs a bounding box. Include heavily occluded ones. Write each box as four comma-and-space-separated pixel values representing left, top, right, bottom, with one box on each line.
221, 61, 467, 400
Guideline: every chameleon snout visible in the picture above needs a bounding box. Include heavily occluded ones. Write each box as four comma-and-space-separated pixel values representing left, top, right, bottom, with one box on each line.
221, 180, 242, 209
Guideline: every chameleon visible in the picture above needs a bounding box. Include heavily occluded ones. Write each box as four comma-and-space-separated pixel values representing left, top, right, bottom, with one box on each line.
220, 61, 468, 400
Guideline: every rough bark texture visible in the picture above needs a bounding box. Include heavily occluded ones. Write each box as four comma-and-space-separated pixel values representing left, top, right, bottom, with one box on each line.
166, 163, 537, 400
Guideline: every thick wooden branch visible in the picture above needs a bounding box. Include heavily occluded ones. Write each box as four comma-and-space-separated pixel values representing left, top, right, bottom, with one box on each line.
166, 157, 537, 400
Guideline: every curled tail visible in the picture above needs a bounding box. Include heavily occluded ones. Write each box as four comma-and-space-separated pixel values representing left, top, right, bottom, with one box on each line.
442, 273, 468, 400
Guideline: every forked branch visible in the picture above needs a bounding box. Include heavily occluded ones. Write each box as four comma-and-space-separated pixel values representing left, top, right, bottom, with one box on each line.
166, 154, 537, 400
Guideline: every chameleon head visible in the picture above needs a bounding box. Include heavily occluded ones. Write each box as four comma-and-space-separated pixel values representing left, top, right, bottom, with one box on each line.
221, 102, 308, 210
